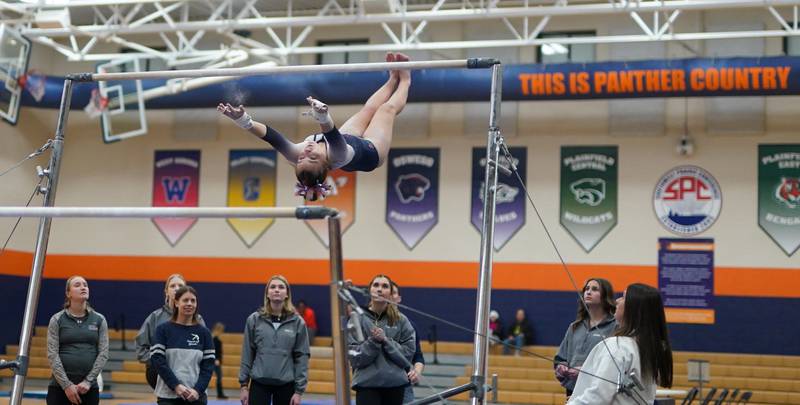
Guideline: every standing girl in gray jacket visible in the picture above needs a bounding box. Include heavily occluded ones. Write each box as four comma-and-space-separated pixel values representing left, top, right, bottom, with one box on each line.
46, 275, 109, 405
239, 275, 310, 405
349, 274, 416, 405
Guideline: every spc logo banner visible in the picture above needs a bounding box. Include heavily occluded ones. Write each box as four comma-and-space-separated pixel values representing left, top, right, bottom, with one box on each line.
653, 166, 722, 236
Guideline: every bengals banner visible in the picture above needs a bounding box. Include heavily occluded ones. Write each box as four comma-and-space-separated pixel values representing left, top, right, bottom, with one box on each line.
758, 144, 800, 256
386, 148, 439, 249
152, 150, 200, 246
471, 147, 527, 251
227, 150, 277, 248
560, 146, 618, 252
305, 169, 356, 248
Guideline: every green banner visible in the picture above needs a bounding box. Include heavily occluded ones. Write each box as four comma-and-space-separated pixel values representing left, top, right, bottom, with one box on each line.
560, 146, 618, 252
758, 144, 800, 256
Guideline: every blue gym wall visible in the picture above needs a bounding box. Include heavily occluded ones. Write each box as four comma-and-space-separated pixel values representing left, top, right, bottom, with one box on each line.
3, 275, 798, 357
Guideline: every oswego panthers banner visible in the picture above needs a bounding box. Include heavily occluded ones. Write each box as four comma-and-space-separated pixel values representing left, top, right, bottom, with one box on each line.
471, 146, 526, 251
305, 169, 356, 248
226, 150, 277, 248
152, 150, 200, 246
386, 148, 439, 250
759, 144, 800, 256
560, 146, 618, 252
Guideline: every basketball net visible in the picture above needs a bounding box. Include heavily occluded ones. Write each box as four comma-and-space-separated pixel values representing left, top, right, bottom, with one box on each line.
17, 70, 46, 103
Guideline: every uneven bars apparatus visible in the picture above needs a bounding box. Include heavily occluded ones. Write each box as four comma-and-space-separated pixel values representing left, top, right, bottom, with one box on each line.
5, 57, 502, 405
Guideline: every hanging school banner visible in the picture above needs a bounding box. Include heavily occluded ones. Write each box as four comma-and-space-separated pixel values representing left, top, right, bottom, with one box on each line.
759, 144, 800, 256
152, 150, 200, 246
471, 147, 527, 251
560, 146, 618, 252
513, 56, 797, 100
658, 238, 715, 324
386, 148, 439, 250
305, 169, 356, 248
653, 166, 722, 236
226, 150, 277, 248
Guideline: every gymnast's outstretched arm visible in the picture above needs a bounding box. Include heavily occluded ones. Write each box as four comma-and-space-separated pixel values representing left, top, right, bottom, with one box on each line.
218, 103, 303, 163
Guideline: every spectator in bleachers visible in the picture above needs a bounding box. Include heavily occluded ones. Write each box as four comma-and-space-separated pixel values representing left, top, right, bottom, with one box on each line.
136, 274, 206, 389
554, 278, 617, 396
150, 285, 215, 405
488, 310, 505, 346
502, 309, 533, 356
239, 275, 310, 405
295, 300, 318, 346
211, 322, 228, 399
349, 274, 415, 405
567, 283, 673, 404
390, 281, 424, 404
46, 275, 109, 405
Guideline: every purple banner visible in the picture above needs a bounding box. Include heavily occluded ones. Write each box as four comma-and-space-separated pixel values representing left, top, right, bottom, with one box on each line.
386, 148, 439, 249
658, 238, 715, 324
471, 147, 527, 251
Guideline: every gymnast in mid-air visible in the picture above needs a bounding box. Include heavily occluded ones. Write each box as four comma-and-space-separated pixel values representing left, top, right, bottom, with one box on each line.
219, 52, 411, 201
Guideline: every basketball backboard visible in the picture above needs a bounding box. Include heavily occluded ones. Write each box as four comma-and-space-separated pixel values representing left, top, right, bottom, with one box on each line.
0, 24, 32, 125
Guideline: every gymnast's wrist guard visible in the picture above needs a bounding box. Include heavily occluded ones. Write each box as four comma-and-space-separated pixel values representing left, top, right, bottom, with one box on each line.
307, 109, 333, 128
233, 112, 254, 130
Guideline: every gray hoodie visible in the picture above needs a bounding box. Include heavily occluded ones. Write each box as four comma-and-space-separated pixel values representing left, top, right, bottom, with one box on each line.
239, 311, 310, 394
348, 308, 416, 389
135, 304, 205, 363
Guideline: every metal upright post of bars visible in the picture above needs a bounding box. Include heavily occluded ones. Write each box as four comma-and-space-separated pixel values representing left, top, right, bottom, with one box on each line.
328, 216, 351, 404
470, 63, 503, 405
10, 79, 73, 405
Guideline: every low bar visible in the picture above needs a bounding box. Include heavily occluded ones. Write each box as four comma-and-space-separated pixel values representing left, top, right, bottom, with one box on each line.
0, 206, 337, 220
76, 58, 498, 82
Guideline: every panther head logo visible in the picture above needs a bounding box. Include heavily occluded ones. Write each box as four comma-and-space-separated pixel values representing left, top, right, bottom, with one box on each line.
395, 174, 431, 203
570, 178, 606, 207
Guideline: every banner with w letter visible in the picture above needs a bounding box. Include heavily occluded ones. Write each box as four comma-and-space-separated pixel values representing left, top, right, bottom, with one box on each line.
152, 150, 201, 246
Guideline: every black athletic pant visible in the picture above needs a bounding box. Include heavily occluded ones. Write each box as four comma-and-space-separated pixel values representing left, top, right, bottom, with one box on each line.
355, 386, 406, 405
46, 385, 99, 405
248, 381, 295, 405
214, 365, 226, 397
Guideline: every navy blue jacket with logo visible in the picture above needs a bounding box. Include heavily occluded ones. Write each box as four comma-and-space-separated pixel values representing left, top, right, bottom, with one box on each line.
150, 322, 215, 399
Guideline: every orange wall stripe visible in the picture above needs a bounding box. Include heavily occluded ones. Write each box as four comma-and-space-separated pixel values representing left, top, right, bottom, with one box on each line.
1, 250, 796, 298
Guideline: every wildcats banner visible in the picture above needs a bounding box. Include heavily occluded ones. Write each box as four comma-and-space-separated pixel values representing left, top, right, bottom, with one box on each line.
152, 150, 200, 246
759, 144, 800, 256
386, 148, 439, 250
513, 56, 797, 100
560, 146, 618, 252
659, 238, 715, 324
471, 147, 526, 251
227, 150, 277, 248
305, 170, 356, 247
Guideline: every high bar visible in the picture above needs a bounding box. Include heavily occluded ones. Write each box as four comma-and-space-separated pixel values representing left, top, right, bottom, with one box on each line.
0, 206, 338, 220
71, 58, 500, 82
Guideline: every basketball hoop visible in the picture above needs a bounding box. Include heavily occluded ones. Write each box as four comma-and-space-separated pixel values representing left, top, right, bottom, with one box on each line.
84, 88, 109, 119
17, 70, 46, 103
